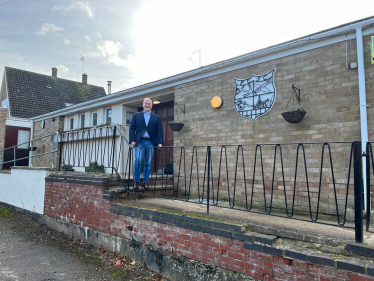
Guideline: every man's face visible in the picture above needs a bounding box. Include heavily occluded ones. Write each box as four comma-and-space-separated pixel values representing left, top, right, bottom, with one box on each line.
143, 99, 153, 113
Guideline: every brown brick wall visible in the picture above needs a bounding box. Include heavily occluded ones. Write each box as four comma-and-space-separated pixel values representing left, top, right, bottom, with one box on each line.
0, 108, 6, 152
32, 117, 64, 168
173, 36, 374, 214
173, 39, 370, 146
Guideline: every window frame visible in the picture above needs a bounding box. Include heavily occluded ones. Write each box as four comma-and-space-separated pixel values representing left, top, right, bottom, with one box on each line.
80, 114, 85, 128
69, 118, 74, 130
106, 108, 112, 125
92, 112, 98, 126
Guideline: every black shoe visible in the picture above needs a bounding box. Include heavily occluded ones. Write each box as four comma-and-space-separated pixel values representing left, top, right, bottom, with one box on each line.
133, 181, 139, 191
142, 182, 150, 190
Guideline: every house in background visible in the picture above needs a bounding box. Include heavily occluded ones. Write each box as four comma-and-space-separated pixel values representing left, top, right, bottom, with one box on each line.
0, 66, 107, 168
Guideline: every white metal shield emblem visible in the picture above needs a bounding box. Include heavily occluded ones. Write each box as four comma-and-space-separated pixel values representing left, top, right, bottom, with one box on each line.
234, 69, 276, 121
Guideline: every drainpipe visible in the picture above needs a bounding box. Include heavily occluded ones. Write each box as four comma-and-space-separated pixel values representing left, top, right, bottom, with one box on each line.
29, 119, 34, 167
355, 26, 369, 211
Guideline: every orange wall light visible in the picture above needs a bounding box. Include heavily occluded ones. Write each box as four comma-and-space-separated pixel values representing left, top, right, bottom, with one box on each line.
211, 96, 223, 108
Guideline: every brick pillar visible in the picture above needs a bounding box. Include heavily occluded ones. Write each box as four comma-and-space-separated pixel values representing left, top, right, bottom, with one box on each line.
0, 108, 7, 151
0, 108, 7, 166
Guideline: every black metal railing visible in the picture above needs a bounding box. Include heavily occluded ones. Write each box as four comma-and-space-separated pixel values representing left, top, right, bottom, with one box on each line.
57, 126, 366, 242
0, 133, 59, 170
366, 141, 374, 235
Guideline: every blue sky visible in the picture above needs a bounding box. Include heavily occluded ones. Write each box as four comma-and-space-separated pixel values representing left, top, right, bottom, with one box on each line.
0, 0, 373, 93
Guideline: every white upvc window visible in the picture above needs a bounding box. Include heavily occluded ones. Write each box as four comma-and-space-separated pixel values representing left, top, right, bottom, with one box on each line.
106, 108, 112, 124
80, 114, 85, 128
69, 118, 74, 130
92, 112, 98, 126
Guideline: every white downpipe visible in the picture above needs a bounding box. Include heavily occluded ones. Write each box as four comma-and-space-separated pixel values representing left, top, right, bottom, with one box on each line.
355, 27, 369, 211
29, 119, 34, 167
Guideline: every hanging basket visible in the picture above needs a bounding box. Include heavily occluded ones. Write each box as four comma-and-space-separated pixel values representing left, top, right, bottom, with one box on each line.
282, 84, 307, 124
168, 122, 184, 132
281, 110, 306, 124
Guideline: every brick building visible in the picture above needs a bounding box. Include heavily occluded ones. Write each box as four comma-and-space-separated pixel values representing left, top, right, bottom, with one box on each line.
31, 17, 374, 215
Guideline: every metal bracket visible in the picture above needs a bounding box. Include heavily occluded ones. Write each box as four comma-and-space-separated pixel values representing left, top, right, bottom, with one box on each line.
175, 102, 185, 114
292, 84, 301, 102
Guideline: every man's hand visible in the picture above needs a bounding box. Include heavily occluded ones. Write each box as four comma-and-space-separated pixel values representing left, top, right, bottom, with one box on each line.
158, 144, 162, 148
131, 141, 136, 147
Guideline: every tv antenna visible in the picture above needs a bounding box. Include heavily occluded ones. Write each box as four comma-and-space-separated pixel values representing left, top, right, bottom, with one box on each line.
80, 55, 85, 75
191, 50, 201, 67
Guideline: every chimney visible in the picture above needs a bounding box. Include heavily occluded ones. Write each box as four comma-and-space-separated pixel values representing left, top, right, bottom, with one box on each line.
52, 67, 57, 77
107, 81, 112, 95
82, 73, 88, 85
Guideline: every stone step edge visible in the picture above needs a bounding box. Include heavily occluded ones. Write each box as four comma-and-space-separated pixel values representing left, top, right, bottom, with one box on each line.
110, 202, 247, 234
103, 186, 176, 199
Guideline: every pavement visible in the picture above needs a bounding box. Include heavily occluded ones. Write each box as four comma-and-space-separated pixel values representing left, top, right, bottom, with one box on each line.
0, 208, 163, 281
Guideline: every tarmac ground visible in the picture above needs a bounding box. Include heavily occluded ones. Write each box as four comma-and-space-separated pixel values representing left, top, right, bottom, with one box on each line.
0, 207, 165, 281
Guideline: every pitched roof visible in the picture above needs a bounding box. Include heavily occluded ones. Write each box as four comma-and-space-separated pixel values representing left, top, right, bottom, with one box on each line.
4, 67, 106, 119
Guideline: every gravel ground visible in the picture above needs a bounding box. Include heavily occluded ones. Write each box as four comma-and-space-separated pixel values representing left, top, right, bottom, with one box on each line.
0, 207, 165, 281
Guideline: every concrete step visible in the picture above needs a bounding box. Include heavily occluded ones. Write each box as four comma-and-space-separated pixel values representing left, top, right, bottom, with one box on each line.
103, 184, 176, 201
116, 176, 173, 186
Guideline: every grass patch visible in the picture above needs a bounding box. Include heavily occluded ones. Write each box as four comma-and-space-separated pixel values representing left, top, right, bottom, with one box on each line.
110, 270, 123, 277
91, 257, 103, 266
109, 269, 130, 280
0, 208, 11, 218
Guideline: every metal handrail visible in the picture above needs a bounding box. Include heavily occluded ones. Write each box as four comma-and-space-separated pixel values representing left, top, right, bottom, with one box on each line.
0, 132, 59, 170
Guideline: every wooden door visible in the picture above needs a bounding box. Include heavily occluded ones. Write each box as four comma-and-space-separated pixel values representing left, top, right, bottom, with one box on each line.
153, 102, 174, 171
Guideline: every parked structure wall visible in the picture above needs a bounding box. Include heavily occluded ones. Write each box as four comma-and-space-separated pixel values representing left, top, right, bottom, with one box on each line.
0, 167, 49, 214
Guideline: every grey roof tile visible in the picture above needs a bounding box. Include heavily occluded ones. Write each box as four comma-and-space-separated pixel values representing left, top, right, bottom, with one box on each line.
5, 67, 106, 118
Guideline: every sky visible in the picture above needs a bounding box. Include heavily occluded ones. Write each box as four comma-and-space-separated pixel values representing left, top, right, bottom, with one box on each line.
0, 0, 373, 93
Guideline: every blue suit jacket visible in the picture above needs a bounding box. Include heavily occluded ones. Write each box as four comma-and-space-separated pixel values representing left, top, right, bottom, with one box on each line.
129, 111, 163, 146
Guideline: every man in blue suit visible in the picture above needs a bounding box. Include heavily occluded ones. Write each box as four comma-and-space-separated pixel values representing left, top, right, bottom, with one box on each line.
129, 98, 163, 190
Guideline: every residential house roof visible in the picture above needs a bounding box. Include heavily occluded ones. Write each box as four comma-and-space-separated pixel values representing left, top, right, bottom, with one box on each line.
3, 67, 106, 119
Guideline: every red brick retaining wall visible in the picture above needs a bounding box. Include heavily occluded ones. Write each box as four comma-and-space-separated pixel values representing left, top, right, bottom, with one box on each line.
45, 175, 374, 281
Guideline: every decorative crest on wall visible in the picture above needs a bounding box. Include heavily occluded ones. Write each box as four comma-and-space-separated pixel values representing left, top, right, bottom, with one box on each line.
234, 69, 276, 121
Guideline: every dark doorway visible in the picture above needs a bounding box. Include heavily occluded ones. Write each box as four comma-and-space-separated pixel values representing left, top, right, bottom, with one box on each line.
153, 101, 174, 172
3, 126, 30, 169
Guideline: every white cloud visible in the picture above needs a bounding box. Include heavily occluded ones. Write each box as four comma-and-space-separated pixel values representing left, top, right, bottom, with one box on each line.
53, 2, 94, 19
36, 23, 64, 35
96, 41, 133, 68
111, 84, 129, 93
55, 65, 77, 81
97, 41, 121, 57
63, 39, 70, 45
84, 36, 91, 42
87, 51, 101, 58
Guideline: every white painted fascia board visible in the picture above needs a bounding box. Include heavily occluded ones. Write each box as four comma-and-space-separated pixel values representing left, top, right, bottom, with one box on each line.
6, 118, 32, 128
5, 71, 10, 119
31, 18, 374, 121
1, 69, 10, 119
